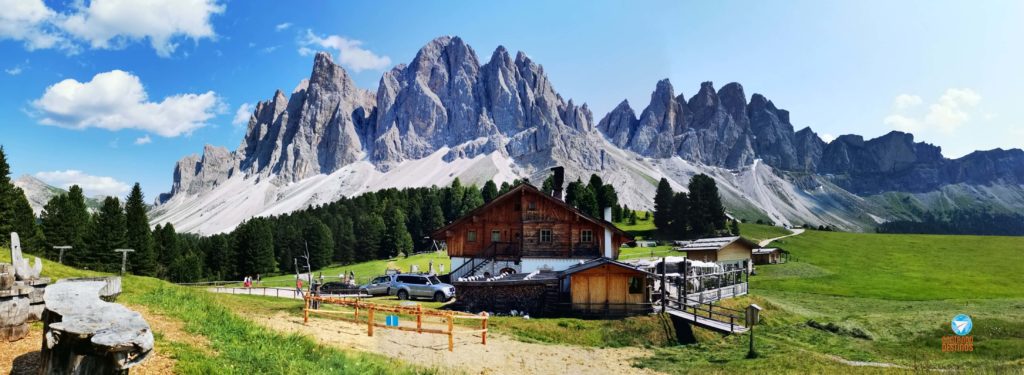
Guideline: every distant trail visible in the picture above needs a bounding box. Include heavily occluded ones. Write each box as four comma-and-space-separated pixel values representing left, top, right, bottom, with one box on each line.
759, 228, 805, 247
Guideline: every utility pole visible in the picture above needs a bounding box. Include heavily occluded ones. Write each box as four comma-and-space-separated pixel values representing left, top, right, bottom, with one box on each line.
114, 249, 135, 275
53, 245, 72, 264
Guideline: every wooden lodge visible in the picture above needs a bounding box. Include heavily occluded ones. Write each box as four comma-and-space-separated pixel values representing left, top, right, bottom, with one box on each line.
676, 236, 757, 273
752, 247, 787, 265
432, 169, 656, 317
432, 181, 630, 280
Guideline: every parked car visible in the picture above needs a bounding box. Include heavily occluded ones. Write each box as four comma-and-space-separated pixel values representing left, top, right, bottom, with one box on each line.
318, 281, 357, 295
359, 275, 396, 296
389, 274, 455, 302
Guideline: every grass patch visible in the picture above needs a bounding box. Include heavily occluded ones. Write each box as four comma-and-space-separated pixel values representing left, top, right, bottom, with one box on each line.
757, 230, 1024, 300
4, 248, 433, 374
253, 251, 450, 288
474, 314, 678, 348
737, 223, 792, 243
619, 245, 678, 260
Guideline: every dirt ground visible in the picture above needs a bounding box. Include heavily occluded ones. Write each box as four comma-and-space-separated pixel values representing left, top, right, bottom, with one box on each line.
256, 312, 666, 375
0, 304, 191, 375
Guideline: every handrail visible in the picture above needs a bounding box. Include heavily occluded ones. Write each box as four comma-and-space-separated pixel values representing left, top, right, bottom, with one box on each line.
449, 242, 498, 279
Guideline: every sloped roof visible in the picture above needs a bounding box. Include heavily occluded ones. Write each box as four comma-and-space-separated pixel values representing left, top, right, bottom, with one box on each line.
678, 236, 757, 252
559, 257, 653, 277
430, 183, 630, 239
752, 248, 780, 255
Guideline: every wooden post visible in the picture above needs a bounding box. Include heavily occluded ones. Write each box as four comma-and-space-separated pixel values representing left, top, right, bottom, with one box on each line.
354, 301, 359, 321
660, 257, 666, 313
303, 295, 309, 324
481, 312, 488, 345
417, 305, 423, 333
368, 306, 375, 337
447, 314, 454, 352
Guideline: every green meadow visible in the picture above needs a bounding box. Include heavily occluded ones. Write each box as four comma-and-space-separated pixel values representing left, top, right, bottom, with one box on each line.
1, 249, 435, 375
635, 229, 1024, 373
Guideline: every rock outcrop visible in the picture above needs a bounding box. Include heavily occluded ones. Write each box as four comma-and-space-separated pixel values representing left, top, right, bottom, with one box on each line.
603, 80, 1024, 195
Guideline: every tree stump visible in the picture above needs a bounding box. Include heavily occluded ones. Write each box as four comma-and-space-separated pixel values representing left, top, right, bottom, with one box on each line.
39, 278, 153, 374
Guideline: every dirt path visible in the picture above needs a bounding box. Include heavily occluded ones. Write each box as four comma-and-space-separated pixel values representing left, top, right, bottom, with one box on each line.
254, 312, 666, 375
759, 228, 805, 247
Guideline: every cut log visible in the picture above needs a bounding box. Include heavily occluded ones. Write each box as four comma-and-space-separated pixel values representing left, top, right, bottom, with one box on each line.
40, 278, 153, 374
0, 322, 28, 341
0, 294, 29, 327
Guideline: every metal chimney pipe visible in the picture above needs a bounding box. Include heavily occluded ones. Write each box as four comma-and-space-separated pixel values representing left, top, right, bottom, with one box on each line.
603, 207, 613, 258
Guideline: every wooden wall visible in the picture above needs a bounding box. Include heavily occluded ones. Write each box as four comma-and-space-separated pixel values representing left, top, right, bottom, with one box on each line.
569, 264, 647, 309
444, 188, 627, 259
718, 242, 753, 262
685, 251, 718, 263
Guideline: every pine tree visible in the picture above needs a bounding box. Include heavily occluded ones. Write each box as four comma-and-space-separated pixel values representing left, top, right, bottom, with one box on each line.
333, 215, 355, 263
498, 181, 511, 195
730, 219, 741, 235
687, 174, 726, 237
565, 179, 584, 207
653, 178, 674, 233
306, 218, 334, 270
124, 183, 156, 276
57, 186, 91, 265
669, 192, 689, 239
85, 197, 125, 272
444, 178, 465, 221
482, 180, 498, 203
576, 185, 599, 217
275, 221, 302, 273
155, 223, 181, 277
588, 174, 604, 208
355, 212, 385, 262
381, 200, 413, 259
461, 185, 484, 214
599, 184, 618, 213
234, 219, 275, 277
0, 146, 17, 248
10, 186, 43, 251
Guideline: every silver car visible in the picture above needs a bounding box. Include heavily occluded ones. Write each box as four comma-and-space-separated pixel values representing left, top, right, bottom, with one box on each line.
360, 275, 395, 296
389, 274, 456, 302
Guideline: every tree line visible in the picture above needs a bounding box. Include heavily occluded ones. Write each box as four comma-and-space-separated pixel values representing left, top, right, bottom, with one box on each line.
876, 209, 1024, 236
651, 174, 736, 239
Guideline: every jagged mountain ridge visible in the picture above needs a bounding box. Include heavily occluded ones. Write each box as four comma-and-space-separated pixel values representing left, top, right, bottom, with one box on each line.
152, 36, 1024, 235
600, 79, 1024, 195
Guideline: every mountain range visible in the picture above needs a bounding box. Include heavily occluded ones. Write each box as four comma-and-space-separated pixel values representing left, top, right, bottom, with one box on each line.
14, 175, 105, 215
150, 36, 1024, 235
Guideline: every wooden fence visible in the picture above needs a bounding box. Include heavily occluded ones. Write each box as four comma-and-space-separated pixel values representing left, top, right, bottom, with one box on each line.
303, 296, 488, 352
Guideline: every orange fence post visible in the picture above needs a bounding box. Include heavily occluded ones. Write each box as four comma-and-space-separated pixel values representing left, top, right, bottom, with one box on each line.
447, 314, 454, 352
368, 306, 375, 337
303, 296, 309, 324
481, 312, 488, 345
354, 301, 359, 321
417, 305, 423, 334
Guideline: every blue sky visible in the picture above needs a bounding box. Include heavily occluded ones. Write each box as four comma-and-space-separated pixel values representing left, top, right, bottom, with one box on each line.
1, 0, 1022, 200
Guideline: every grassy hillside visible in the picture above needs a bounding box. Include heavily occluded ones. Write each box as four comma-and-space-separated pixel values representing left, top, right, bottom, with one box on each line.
252, 251, 450, 288
635, 230, 1024, 373
737, 223, 791, 243
1, 249, 433, 374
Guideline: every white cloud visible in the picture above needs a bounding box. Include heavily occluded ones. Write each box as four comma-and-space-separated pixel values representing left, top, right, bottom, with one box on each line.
0, 0, 70, 51
820, 133, 836, 143
892, 94, 922, 110
298, 30, 391, 72
0, 0, 223, 57
232, 103, 253, 126
32, 69, 221, 137
884, 89, 982, 135
59, 0, 225, 57
134, 135, 152, 145
275, 22, 292, 32
261, 45, 279, 53
5, 67, 22, 76
34, 170, 130, 197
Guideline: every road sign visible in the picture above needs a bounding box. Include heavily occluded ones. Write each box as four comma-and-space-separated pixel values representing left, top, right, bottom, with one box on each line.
385, 315, 399, 327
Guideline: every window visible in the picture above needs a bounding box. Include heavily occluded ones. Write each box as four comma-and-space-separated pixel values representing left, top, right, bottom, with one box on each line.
467, 230, 477, 242
540, 229, 552, 243
628, 277, 643, 294
528, 201, 537, 210
491, 230, 501, 242
581, 229, 593, 242
399, 276, 427, 285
